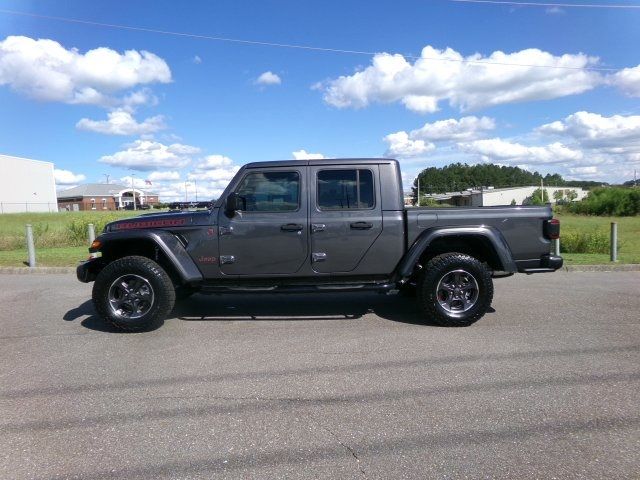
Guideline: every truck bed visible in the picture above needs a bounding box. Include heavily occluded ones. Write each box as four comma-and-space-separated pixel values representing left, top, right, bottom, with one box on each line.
404, 205, 553, 268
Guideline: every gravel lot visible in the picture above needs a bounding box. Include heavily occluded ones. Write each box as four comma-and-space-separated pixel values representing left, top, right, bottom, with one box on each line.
1, 271, 638, 479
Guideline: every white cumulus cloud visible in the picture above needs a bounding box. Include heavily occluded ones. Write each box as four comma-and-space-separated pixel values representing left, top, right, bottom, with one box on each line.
188, 154, 240, 196
147, 171, 181, 182
121, 88, 159, 110
538, 111, 640, 152
188, 167, 239, 183
99, 140, 200, 170
76, 109, 166, 135
119, 175, 150, 189
292, 149, 325, 160
610, 64, 640, 97
383, 116, 494, 158
0, 35, 171, 106
411, 116, 496, 141
449, 110, 640, 182
54, 168, 86, 185
568, 166, 599, 176
255, 71, 282, 86
459, 138, 583, 164
321, 46, 601, 113
195, 155, 234, 170
384, 131, 435, 158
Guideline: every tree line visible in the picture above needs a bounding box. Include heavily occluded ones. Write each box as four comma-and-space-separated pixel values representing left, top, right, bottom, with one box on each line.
413, 163, 606, 195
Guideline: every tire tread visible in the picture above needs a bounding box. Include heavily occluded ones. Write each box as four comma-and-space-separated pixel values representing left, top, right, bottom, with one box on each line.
92, 255, 175, 331
417, 253, 493, 327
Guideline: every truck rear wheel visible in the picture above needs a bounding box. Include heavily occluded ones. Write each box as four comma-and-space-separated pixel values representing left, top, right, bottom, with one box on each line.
92, 255, 175, 331
417, 253, 493, 327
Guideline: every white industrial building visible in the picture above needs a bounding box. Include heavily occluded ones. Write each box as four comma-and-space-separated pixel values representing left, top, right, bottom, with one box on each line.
0, 154, 58, 213
421, 185, 588, 207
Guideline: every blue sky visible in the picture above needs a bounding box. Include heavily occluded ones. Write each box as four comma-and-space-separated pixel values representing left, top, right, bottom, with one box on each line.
1, 0, 639, 199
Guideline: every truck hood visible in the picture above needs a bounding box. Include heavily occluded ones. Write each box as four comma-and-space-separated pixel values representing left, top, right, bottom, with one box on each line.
105, 210, 213, 232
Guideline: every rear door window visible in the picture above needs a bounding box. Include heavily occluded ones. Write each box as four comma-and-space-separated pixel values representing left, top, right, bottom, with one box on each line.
317, 169, 374, 210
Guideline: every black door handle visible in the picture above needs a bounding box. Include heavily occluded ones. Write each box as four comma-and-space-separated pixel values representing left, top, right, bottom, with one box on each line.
350, 221, 373, 230
281, 223, 303, 232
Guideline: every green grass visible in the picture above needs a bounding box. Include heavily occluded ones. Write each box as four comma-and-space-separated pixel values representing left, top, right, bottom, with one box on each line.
0, 210, 164, 267
0, 210, 157, 250
554, 212, 640, 264
0, 246, 88, 267
561, 253, 640, 265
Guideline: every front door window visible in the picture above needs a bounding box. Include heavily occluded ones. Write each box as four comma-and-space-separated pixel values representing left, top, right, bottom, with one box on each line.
235, 171, 300, 212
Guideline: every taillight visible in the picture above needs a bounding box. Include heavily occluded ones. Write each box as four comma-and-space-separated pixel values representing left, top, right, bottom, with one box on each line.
545, 218, 560, 240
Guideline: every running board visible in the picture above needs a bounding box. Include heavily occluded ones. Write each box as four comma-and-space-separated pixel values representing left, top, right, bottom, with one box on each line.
199, 283, 395, 295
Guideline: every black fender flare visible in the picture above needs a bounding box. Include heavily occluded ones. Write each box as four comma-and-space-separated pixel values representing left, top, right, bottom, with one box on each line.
394, 226, 517, 280
91, 229, 203, 284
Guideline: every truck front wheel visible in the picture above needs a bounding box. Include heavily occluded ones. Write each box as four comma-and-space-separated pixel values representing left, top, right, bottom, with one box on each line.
417, 253, 493, 327
92, 256, 176, 331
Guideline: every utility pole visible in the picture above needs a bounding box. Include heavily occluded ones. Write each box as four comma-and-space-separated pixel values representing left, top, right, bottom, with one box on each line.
131, 174, 137, 211
195, 178, 198, 202
541, 177, 544, 202
417, 177, 420, 207
184, 182, 189, 203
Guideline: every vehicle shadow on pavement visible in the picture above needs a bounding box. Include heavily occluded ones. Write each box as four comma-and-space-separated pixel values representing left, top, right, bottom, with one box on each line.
173, 292, 447, 327
64, 294, 497, 333
63, 300, 131, 333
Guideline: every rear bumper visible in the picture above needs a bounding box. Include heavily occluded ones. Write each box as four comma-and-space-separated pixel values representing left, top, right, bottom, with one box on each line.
518, 254, 563, 274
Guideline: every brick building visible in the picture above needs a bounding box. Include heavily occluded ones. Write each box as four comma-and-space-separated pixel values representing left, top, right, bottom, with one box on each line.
57, 183, 159, 211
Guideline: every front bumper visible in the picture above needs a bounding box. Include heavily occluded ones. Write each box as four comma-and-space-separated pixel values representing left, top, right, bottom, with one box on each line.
76, 259, 99, 283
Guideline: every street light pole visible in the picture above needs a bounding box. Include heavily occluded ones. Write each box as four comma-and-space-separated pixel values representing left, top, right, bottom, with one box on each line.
131, 174, 137, 211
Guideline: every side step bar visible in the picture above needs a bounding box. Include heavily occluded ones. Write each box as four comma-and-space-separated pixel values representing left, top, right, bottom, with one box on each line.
199, 283, 396, 295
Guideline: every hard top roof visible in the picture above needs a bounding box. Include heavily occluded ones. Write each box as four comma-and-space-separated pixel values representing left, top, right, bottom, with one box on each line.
243, 158, 398, 169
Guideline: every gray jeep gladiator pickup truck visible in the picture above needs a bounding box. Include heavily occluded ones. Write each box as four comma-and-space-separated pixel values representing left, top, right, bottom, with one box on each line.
77, 158, 562, 330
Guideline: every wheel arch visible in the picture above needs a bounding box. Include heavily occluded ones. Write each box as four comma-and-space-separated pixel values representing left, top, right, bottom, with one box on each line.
394, 227, 517, 281
93, 230, 203, 286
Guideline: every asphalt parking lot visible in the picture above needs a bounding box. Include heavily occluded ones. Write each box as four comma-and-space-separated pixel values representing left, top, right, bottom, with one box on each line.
1, 271, 638, 479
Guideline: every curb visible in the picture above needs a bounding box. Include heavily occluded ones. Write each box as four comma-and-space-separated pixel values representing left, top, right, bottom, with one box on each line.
0, 266, 76, 274
563, 264, 640, 272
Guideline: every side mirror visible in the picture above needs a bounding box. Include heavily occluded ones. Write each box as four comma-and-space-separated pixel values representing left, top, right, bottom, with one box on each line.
225, 193, 239, 217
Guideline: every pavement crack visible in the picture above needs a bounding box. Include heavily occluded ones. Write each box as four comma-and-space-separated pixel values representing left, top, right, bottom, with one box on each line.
317, 425, 366, 477
145, 394, 269, 401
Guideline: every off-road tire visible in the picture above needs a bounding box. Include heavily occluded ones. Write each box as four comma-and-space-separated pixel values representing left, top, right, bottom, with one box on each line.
92, 255, 175, 331
417, 253, 493, 327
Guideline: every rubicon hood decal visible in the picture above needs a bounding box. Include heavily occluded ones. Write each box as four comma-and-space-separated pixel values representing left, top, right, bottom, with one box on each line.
112, 217, 187, 230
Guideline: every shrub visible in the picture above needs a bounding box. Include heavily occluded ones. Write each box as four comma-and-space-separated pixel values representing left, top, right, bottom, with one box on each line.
560, 230, 612, 254
66, 215, 123, 246
525, 188, 549, 206
0, 235, 23, 251
570, 187, 640, 216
